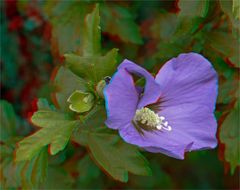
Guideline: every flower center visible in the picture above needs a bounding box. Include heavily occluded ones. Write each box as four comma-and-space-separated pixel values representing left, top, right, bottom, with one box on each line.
133, 107, 172, 133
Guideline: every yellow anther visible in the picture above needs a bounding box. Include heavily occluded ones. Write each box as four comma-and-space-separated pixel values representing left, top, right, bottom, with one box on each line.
134, 107, 160, 128
134, 107, 172, 131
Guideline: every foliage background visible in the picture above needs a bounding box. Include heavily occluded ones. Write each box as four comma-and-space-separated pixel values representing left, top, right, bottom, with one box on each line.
0, 0, 239, 189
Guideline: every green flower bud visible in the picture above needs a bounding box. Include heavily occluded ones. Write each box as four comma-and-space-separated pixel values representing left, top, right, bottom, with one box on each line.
96, 79, 107, 98
67, 90, 94, 113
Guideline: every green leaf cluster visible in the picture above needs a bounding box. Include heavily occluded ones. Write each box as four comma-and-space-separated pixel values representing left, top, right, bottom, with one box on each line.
0, 100, 48, 189
13, 5, 151, 187
2, 0, 239, 188
220, 99, 240, 174
16, 99, 79, 161
70, 105, 151, 182
100, 3, 143, 44
64, 5, 118, 83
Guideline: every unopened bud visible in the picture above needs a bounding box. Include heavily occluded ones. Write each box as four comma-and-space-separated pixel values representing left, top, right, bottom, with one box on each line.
96, 80, 107, 98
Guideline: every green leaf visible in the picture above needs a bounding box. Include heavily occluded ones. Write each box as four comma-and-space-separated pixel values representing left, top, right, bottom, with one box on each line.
42, 1, 92, 54
206, 31, 240, 68
171, 0, 209, 41
217, 80, 238, 105
220, 100, 240, 174
83, 4, 101, 56
0, 138, 21, 189
72, 128, 152, 182
101, 4, 143, 44
67, 90, 94, 113
16, 148, 48, 189
16, 107, 79, 161
42, 167, 74, 189
151, 13, 178, 41
61, 4, 119, 82
202, 53, 235, 80
233, 0, 240, 20
53, 66, 87, 111
178, 0, 209, 18
62, 4, 119, 82
220, 0, 240, 30
1, 138, 48, 189
65, 48, 118, 82
82, 105, 107, 129
0, 100, 17, 142
0, 100, 48, 189
71, 104, 106, 146
77, 155, 101, 188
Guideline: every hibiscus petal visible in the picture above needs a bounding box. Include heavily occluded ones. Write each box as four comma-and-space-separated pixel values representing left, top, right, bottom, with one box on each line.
144, 143, 193, 159
155, 53, 218, 111
119, 122, 193, 159
157, 103, 218, 151
119, 59, 161, 108
104, 68, 139, 129
119, 104, 217, 159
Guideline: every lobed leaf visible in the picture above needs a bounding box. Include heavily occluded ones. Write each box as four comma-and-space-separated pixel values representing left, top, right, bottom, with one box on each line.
65, 48, 118, 82
83, 4, 101, 56
220, 99, 240, 174
62, 4, 118, 82
1, 138, 48, 189
42, 1, 92, 54
72, 127, 152, 182
89, 130, 152, 181
16, 148, 48, 189
16, 108, 79, 161
53, 66, 87, 111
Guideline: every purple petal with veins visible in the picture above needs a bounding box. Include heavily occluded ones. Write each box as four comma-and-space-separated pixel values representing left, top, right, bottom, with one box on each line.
104, 52, 218, 159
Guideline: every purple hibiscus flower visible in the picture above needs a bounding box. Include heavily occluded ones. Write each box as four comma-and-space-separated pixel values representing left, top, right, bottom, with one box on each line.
104, 53, 218, 159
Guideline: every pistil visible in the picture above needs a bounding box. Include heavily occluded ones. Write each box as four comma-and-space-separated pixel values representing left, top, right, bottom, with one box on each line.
133, 107, 172, 133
